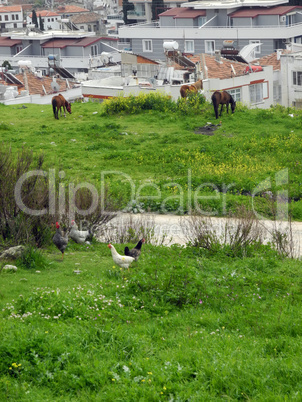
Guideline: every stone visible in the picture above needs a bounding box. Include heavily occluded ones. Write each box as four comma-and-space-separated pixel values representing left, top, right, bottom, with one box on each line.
2, 265, 17, 272
0, 245, 25, 260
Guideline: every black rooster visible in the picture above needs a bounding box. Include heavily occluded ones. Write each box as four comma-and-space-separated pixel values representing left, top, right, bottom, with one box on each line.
124, 238, 145, 261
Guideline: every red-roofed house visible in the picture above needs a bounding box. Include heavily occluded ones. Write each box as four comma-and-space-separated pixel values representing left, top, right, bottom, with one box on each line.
0, 5, 24, 31
27, 10, 61, 30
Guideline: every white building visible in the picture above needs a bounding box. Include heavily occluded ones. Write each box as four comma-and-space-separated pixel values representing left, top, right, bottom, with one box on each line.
27, 10, 61, 31
0, 6, 23, 31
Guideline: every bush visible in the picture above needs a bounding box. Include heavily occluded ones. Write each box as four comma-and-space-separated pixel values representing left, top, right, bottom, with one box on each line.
0, 145, 120, 248
16, 245, 49, 270
100, 92, 206, 116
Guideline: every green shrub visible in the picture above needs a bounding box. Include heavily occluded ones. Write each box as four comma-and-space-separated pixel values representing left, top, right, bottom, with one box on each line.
16, 246, 49, 270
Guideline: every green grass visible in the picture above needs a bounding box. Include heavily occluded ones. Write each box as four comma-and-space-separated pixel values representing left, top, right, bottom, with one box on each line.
1, 242, 302, 400
1, 100, 302, 218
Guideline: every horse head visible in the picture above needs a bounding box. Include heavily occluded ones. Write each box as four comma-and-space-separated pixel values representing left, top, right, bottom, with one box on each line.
66, 102, 72, 114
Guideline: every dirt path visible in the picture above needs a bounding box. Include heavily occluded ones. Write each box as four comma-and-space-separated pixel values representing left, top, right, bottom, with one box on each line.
101, 213, 302, 257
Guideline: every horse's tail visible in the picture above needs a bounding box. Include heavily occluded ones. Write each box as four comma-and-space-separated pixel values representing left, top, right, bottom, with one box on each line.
211, 93, 219, 119
52, 98, 58, 119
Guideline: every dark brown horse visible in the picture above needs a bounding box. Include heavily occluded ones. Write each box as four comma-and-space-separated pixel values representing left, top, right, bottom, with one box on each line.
52, 94, 72, 119
180, 79, 203, 98
211, 90, 236, 119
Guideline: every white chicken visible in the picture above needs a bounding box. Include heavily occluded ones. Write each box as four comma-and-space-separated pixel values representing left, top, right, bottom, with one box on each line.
69, 220, 93, 244
108, 243, 135, 269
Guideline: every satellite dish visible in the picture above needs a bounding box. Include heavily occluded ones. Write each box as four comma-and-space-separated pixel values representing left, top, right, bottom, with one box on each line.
51, 81, 60, 92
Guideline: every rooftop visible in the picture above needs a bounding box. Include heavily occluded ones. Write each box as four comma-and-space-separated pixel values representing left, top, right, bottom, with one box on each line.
0, 71, 76, 95
229, 5, 302, 17
159, 8, 206, 18
70, 12, 101, 24
182, 0, 288, 10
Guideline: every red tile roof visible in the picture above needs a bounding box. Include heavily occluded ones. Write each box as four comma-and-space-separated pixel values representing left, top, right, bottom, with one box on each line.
254, 50, 290, 71
42, 37, 105, 49
229, 5, 302, 18
187, 54, 248, 79
0, 5, 22, 12
70, 12, 101, 24
0, 71, 76, 95
56, 5, 89, 14
159, 7, 206, 18
0, 36, 22, 47
68, 37, 103, 47
29, 10, 60, 18
42, 39, 76, 49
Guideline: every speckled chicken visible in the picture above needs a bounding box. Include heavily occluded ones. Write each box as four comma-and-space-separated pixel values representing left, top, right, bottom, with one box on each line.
52, 222, 68, 260
69, 220, 93, 244
124, 238, 145, 261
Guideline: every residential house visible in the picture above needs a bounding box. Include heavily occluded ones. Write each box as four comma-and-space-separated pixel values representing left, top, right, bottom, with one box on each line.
118, 0, 302, 59
27, 10, 61, 31
56, 5, 90, 19
198, 52, 274, 109
280, 49, 302, 108
70, 12, 104, 34
0, 29, 119, 75
0, 6, 24, 31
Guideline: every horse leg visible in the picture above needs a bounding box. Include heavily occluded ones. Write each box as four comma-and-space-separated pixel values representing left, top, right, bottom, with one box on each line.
219, 104, 224, 116
226, 102, 229, 114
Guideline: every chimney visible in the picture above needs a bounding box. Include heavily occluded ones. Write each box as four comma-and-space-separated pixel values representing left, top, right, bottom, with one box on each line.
215, 50, 221, 63
276, 49, 282, 60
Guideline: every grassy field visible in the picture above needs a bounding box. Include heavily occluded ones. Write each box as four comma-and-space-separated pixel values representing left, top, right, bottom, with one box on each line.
0, 98, 302, 218
1, 96, 302, 400
1, 241, 302, 401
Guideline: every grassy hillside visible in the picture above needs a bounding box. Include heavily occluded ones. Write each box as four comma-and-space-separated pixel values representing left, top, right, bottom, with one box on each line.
0, 98, 302, 219
1, 96, 302, 400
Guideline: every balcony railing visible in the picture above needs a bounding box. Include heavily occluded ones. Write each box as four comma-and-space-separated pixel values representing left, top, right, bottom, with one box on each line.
118, 21, 302, 40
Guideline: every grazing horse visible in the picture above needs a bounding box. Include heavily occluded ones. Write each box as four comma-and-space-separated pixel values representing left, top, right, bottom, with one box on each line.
180, 79, 203, 98
211, 90, 236, 119
52, 94, 72, 120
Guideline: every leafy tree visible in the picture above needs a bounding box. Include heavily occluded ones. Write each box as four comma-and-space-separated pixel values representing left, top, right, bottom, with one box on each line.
32, 9, 38, 27
122, 0, 134, 25
151, 0, 165, 20
39, 14, 44, 31
2, 60, 12, 71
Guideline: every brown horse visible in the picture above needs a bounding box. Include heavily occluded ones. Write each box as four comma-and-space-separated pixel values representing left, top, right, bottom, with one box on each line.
211, 90, 236, 119
52, 94, 72, 119
180, 79, 203, 98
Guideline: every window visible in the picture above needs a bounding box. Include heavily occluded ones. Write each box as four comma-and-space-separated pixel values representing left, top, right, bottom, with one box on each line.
142, 39, 152, 52
5, 15, 8, 21
16, 15, 18, 20
185, 40, 194, 53
91, 45, 97, 56
14, 23, 17, 28
293, 71, 302, 86
273, 82, 281, 101
249, 40, 261, 56
198, 17, 206, 27
0, 16, 2, 21
249, 83, 263, 104
228, 88, 241, 102
205, 40, 215, 54
12, 15, 15, 20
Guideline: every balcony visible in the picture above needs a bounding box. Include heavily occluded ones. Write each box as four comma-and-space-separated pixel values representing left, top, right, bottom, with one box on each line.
118, 21, 302, 41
